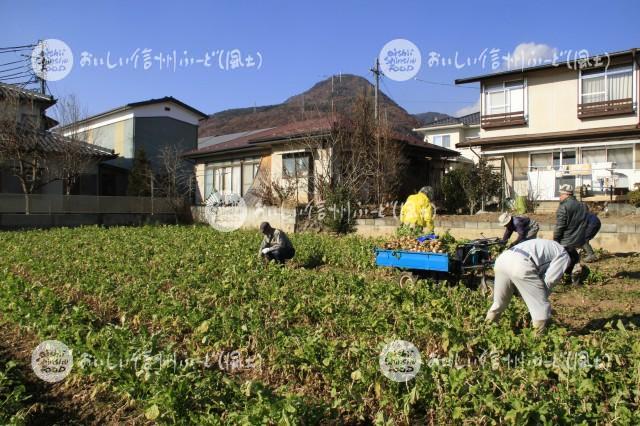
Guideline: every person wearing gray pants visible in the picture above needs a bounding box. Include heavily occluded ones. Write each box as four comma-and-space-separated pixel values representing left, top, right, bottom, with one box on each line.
486, 239, 571, 332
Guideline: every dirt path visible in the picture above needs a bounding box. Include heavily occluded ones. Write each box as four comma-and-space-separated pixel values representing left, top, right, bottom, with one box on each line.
0, 317, 148, 425
551, 252, 640, 332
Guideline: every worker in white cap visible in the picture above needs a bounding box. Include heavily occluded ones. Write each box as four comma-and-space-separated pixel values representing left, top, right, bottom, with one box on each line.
498, 212, 539, 248
486, 238, 571, 333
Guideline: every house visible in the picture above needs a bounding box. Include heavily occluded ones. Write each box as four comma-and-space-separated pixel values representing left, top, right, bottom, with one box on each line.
413, 112, 480, 164
0, 83, 116, 195
182, 116, 460, 206
454, 48, 640, 202
61, 96, 207, 195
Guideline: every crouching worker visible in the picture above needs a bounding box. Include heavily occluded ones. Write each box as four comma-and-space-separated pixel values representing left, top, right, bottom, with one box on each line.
258, 222, 295, 265
486, 239, 570, 333
498, 212, 539, 248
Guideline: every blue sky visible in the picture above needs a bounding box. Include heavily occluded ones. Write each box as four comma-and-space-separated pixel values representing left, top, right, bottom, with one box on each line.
1, 0, 639, 117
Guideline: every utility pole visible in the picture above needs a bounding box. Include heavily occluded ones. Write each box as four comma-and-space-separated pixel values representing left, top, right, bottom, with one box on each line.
370, 58, 381, 123
38, 40, 46, 95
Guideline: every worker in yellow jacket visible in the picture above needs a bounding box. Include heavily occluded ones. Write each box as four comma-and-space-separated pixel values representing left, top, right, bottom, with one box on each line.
400, 186, 435, 234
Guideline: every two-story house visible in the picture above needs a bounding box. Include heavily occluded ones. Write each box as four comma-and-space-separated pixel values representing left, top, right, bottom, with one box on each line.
413, 112, 480, 165
455, 48, 640, 202
61, 96, 206, 195
0, 82, 115, 195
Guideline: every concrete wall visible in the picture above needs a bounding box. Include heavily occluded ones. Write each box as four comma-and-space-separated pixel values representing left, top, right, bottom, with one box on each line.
354, 217, 640, 253
192, 205, 297, 233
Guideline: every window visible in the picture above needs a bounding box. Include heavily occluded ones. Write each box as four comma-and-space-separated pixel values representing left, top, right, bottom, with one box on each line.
581, 149, 606, 165
204, 159, 260, 199
432, 135, 450, 148
485, 80, 525, 115
581, 65, 633, 104
607, 147, 633, 169
531, 152, 552, 169
530, 150, 575, 170
242, 162, 260, 195
282, 153, 310, 178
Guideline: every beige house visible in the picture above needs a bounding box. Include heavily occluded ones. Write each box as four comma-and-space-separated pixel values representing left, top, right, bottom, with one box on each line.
183, 117, 460, 205
455, 48, 640, 201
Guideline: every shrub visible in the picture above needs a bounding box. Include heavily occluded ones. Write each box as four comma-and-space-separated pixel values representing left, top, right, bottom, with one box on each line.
628, 184, 640, 207
440, 168, 469, 213
321, 185, 357, 233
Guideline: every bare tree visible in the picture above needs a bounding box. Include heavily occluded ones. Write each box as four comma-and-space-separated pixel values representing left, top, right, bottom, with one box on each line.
299, 92, 407, 206
0, 85, 57, 213
156, 144, 196, 223
253, 156, 299, 207
52, 94, 98, 195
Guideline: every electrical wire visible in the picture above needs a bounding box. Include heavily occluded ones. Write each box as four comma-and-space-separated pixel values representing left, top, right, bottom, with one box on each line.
413, 77, 478, 89
381, 77, 476, 104
0, 58, 30, 68
0, 44, 37, 50
0, 64, 29, 73
0, 70, 33, 79
0, 48, 35, 54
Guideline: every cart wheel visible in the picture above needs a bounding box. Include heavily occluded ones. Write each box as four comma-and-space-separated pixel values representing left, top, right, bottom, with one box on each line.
399, 272, 416, 287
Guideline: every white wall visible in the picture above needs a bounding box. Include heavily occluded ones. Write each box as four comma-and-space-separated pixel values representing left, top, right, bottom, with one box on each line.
480, 66, 639, 138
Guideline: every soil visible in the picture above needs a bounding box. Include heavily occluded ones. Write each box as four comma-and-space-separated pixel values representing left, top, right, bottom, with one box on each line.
550, 252, 640, 332
0, 317, 148, 425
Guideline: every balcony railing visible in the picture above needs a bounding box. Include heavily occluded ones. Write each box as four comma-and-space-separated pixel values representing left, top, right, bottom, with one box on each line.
578, 98, 634, 118
481, 111, 526, 129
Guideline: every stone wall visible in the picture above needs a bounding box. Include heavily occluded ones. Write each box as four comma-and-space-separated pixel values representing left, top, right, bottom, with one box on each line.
355, 217, 640, 253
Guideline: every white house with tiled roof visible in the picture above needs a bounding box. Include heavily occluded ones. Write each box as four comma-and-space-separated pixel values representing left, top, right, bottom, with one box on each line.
413, 112, 481, 164
455, 48, 640, 201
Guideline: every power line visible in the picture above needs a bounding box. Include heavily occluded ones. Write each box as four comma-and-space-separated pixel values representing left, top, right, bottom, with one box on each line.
413, 77, 478, 89
0, 44, 36, 50
0, 64, 29, 73
0, 70, 33, 79
0, 48, 35, 54
382, 77, 475, 105
0, 58, 30, 68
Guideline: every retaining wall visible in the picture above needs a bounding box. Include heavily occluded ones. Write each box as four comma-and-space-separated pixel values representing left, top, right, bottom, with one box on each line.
355, 217, 640, 253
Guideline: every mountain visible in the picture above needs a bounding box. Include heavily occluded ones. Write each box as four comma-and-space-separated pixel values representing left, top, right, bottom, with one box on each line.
198, 74, 421, 138
412, 112, 454, 126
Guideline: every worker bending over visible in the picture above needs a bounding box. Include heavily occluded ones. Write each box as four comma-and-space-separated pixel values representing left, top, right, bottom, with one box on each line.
486, 238, 570, 333
498, 212, 539, 248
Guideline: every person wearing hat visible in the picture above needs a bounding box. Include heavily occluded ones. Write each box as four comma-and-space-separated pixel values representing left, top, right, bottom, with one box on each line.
486, 238, 571, 333
553, 184, 588, 284
498, 212, 540, 248
258, 222, 295, 264
400, 186, 435, 234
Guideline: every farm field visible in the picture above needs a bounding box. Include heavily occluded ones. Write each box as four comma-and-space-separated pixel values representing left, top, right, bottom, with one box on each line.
0, 225, 639, 425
